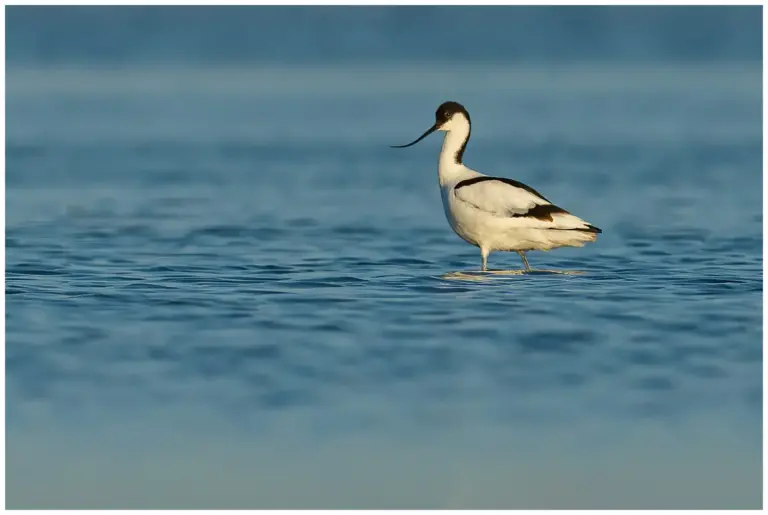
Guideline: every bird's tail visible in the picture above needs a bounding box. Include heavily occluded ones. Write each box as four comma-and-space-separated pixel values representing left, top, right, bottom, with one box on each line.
550, 211, 601, 234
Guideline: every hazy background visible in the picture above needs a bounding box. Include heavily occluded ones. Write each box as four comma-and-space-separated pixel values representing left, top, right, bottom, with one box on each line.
6, 6, 762, 65
6, 6, 762, 509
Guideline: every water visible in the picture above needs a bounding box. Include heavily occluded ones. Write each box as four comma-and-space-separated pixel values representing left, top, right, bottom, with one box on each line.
5, 30, 763, 511
7, 6, 761, 65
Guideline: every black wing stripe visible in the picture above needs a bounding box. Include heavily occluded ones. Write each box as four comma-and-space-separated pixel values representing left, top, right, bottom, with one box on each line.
583, 224, 602, 233
454, 176, 551, 203
519, 204, 569, 221
548, 225, 602, 233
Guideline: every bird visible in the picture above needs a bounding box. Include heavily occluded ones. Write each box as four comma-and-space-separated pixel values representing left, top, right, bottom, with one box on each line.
391, 101, 601, 272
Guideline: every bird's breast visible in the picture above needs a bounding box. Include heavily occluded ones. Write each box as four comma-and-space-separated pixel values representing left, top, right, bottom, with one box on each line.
440, 186, 480, 246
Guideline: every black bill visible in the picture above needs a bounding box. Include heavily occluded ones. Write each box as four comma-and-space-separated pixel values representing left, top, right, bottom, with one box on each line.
390, 123, 438, 148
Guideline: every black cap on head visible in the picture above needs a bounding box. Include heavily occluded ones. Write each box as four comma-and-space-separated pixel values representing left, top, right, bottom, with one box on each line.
435, 101, 470, 126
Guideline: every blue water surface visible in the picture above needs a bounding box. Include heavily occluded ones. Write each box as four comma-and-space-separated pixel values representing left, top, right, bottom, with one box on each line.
5, 8, 763, 508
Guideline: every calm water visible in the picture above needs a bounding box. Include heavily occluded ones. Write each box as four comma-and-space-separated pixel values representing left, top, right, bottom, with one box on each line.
6, 64, 762, 508
7, 6, 761, 65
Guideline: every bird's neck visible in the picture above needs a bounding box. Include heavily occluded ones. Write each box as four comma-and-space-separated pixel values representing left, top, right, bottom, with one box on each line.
438, 120, 471, 186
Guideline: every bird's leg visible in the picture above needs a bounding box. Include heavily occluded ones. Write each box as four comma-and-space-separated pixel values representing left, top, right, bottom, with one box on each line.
481, 248, 490, 272
517, 251, 531, 272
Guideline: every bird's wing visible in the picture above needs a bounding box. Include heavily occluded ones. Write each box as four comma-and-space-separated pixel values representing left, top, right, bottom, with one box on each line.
453, 176, 601, 232
453, 176, 552, 216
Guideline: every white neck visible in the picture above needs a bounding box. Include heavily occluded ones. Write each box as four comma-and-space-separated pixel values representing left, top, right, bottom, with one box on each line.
438, 116, 471, 186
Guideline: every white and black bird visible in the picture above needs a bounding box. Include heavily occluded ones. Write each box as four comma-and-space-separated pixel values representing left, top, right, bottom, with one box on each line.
392, 101, 601, 272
